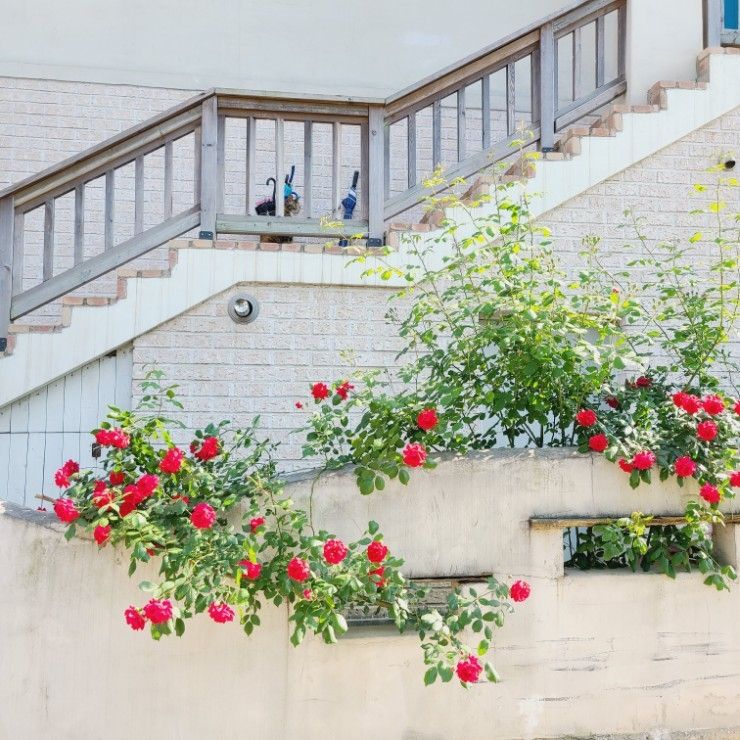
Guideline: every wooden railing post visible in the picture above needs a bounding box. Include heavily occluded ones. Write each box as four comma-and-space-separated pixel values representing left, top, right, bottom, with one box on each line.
367, 105, 385, 247
199, 96, 218, 239
538, 22, 556, 152
704, 0, 723, 47
0, 196, 15, 351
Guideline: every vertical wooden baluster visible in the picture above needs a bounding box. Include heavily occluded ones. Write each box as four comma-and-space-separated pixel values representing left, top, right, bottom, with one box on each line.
617, 4, 627, 77
43, 199, 54, 281
531, 51, 541, 130
12, 211, 24, 296
367, 105, 385, 246
163, 141, 173, 219
572, 27, 582, 102
303, 120, 313, 219
506, 64, 516, 136
432, 99, 442, 169
73, 184, 84, 264
245, 117, 256, 216
332, 121, 342, 215
217, 114, 226, 214
104, 170, 115, 250
538, 22, 556, 151
360, 120, 369, 220
275, 118, 285, 218
199, 96, 218, 238
0, 196, 15, 348
457, 88, 466, 161
596, 15, 606, 88
193, 128, 201, 206
134, 155, 144, 236
383, 121, 390, 199
481, 75, 491, 150
407, 112, 417, 189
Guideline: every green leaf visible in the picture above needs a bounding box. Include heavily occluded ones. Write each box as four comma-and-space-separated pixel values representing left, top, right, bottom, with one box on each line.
64, 524, 76, 541
424, 666, 438, 685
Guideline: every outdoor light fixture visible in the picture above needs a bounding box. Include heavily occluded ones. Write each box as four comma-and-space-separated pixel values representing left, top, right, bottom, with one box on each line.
227, 293, 260, 324
720, 151, 736, 170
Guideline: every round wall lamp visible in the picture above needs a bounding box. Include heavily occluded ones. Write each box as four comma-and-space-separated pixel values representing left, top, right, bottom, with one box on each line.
227, 293, 260, 324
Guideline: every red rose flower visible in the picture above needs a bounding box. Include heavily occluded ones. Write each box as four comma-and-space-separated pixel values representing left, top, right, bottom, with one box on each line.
367, 540, 389, 563
239, 560, 262, 580
323, 538, 349, 565
369, 566, 387, 588
191, 502, 217, 529
54, 459, 80, 488
455, 655, 483, 684
402, 442, 427, 467
124, 606, 146, 631
95, 429, 111, 446
674, 456, 697, 478
119, 484, 142, 517
136, 474, 159, 498
417, 408, 439, 431
93, 525, 111, 546
700, 483, 720, 504
605, 396, 620, 409
97, 428, 130, 449
588, 434, 609, 453
618, 459, 633, 473
208, 602, 235, 623
336, 380, 354, 401
54, 470, 71, 488
53, 497, 79, 523
682, 395, 701, 415
159, 447, 184, 474
701, 395, 725, 415
575, 409, 598, 427
730, 471, 740, 488
635, 376, 652, 388
631, 450, 656, 471
295, 402, 303, 409
143, 598, 172, 624
734, 400, 740, 415
509, 580, 531, 602
311, 382, 330, 401
93, 486, 114, 509
109, 470, 125, 486
250, 516, 266, 533
672, 391, 689, 408
287, 557, 310, 582
191, 436, 220, 461
302, 589, 313, 600
697, 420, 718, 442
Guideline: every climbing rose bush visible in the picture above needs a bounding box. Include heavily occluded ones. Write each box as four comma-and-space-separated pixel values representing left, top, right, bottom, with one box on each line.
51, 375, 529, 687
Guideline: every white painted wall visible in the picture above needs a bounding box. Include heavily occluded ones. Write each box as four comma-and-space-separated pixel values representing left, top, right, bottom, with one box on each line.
626, 0, 704, 104
0, 0, 563, 96
1, 451, 739, 739
0, 347, 132, 506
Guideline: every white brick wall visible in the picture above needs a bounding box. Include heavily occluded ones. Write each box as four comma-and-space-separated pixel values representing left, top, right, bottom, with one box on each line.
132, 283, 403, 470
131, 106, 740, 469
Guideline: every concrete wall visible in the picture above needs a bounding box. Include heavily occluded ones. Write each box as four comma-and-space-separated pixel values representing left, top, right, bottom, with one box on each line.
2, 450, 740, 739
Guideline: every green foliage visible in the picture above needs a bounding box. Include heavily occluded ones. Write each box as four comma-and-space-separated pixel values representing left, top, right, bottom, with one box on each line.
57, 371, 521, 686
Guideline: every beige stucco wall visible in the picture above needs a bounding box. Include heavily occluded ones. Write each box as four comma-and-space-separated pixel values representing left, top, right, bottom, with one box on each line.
2, 450, 740, 739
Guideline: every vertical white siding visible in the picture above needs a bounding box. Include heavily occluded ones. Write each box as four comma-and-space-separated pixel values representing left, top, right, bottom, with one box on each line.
0, 346, 132, 507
